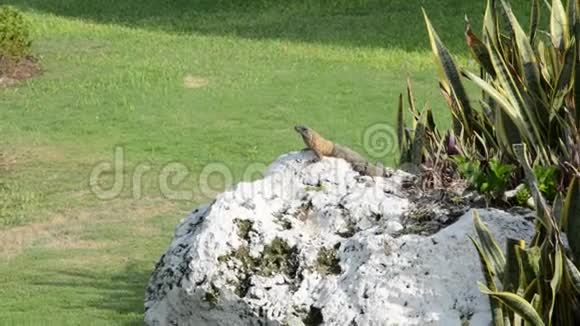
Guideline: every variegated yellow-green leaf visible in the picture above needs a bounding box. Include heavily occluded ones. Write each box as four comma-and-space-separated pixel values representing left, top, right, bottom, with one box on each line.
513, 144, 555, 233
516, 246, 541, 286
496, 105, 521, 158
439, 82, 463, 135
550, 0, 570, 50
473, 210, 506, 279
523, 278, 538, 301
479, 283, 545, 326
500, 0, 544, 103
423, 9, 473, 134
397, 93, 405, 154
503, 238, 525, 293
563, 175, 580, 261
530, 0, 540, 42
566, 0, 576, 43
575, 53, 580, 128
548, 244, 564, 324
465, 16, 495, 78
411, 110, 426, 165
554, 39, 576, 94
484, 0, 498, 46
469, 236, 503, 326
565, 256, 580, 294
486, 40, 548, 162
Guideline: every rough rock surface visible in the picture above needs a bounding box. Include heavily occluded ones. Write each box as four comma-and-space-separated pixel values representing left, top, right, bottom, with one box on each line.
145, 151, 535, 326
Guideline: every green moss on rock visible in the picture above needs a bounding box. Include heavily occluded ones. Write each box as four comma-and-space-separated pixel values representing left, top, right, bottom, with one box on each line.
234, 218, 254, 240
217, 237, 299, 298
316, 246, 342, 275
202, 283, 221, 308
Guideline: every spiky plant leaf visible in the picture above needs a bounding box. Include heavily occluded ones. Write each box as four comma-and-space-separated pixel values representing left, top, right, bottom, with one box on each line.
513, 144, 555, 233
504, 238, 525, 293
397, 93, 405, 154
530, 0, 540, 42
484, 0, 499, 46
554, 39, 576, 94
470, 235, 504, 326
423, 9, 474, 134
496, 106, 522, 158
473, 210, 506, 279
548, 244, 564, 323
563, 175, 580, 261
566, 0, 577, 44
565, 256, 580, 295
575, 54, 580, 127
479, 283, 545, 326
465, 16, 495, 78
551, 0, 570, 50
411, 110, 427, 165
523, 278, 539, 301
516, 246, 541, 286
500, 0, 545, 105
553, 193, 563, 226
488, 39, 550, 163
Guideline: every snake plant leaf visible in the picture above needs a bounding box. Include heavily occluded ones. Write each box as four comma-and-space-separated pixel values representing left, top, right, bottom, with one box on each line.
426, 107, 437, 134
473, 210, 506, 279
463, 70, 534, 150
513, 144, 555, 233
470, 236, 504, 326
548, 244, 564, 323
439, 82, 463, 135
503, 238, 525, 293
479, 283, 545, 326
397, 93, 405, 154
487, 38, 547, 160
423, 9, 473, 134
567, 0, 577, 44
523, 278, 539, 301
531, 293, 543, 317
554, 39, 576, 94
406, 78, 417, 116
516, 246, 541, 286
411, 110, 426, 165
500, 1, 543, 101
551, 0, 570, 50
484, 0, 499, 46
563, 175, 580, 261
496, 105, 522, 158
530, 0, 540, 43
575, 54, 580, 128
465, 16, 495, 78
552, 193, 563, 227
565, 256, 580, 295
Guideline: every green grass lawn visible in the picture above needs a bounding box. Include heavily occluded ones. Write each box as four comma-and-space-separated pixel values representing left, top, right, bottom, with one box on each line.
0, 0, 534, 324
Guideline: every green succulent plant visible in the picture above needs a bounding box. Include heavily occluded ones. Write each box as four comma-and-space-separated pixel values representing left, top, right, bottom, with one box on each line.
400, 0, 580, 324
470, 144, 580, 326
398, 0, 580, 190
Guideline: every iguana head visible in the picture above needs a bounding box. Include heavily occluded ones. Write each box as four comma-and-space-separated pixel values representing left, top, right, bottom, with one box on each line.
294, 125, 314, 145
294, 125, 334, 156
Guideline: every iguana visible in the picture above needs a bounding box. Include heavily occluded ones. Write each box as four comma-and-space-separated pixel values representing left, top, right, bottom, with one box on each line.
294, 125, 392, 177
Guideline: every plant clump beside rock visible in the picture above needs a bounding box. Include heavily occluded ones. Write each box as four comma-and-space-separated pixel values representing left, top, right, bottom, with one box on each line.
407, 0, 580, 324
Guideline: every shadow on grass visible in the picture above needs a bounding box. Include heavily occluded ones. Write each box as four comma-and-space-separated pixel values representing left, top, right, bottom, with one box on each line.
35, 262, 151, 325
6, 0, 534, 53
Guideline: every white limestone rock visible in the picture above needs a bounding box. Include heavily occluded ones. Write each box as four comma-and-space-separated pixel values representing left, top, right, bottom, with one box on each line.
145, 151, 534, 326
